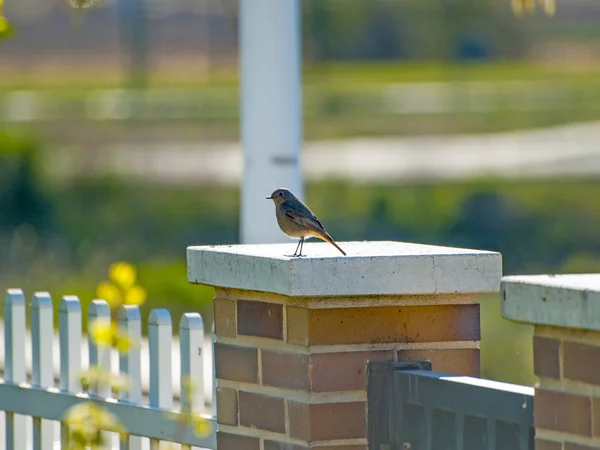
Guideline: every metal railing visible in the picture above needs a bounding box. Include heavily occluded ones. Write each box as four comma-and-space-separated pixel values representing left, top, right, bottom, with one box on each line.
367, 361, 535, 450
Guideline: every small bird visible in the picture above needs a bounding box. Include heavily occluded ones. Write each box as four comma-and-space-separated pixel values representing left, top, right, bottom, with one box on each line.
266, 188, 346, 257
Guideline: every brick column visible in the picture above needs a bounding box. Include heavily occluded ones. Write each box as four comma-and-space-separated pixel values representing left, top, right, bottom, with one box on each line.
502, 275, 600, 450
188, 241, 501, 450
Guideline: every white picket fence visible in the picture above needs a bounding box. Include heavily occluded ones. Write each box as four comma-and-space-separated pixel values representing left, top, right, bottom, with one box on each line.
0, 289, 217, 450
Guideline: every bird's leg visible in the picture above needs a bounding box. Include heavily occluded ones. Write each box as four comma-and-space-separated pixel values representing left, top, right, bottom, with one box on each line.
293, 238, 302, 257
298, 237, 305, 257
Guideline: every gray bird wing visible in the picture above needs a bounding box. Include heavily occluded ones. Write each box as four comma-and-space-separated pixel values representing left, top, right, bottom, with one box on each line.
282, 202, 327, 234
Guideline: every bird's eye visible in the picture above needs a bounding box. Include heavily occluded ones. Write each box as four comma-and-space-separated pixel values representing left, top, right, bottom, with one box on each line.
279, 192, 283, 196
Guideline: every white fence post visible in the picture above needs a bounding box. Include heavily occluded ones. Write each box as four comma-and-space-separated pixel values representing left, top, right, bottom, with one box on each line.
4, 289, 27, 450
118, 305, 144, 450
31, 292, 55, 450
59, 295, 82, 448
180, 313, 204, 450
88, 299, 112, 398
149, 309, 173, 450
88, 299, 113, 448
180, 313, 204, 414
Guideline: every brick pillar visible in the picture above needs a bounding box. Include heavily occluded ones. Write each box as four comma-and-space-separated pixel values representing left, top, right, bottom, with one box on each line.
188, 241, 501, 450
502, 275, 600, 450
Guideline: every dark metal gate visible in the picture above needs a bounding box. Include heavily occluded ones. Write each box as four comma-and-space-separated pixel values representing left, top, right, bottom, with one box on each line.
367, 361, 534, 450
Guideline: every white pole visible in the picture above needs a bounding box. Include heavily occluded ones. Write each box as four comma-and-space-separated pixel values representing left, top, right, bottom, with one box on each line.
239, 0, 303, 244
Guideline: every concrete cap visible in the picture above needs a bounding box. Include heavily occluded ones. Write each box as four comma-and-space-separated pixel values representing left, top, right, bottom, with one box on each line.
187, 241, 502, 297
502, 274, 600, 331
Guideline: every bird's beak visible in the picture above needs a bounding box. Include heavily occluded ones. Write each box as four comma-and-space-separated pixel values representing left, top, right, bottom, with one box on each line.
266, 196, 273, 199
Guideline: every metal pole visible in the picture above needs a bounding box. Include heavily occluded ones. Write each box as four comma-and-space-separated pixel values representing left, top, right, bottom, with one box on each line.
239, 0, 303, 244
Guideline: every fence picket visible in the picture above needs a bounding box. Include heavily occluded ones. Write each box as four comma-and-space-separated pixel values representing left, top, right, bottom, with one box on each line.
31, 292, 55, 450
4, 289, 27, 450
118, 305, 144, 450
0, 289, 217, 450
180, 313, 204, 450
59, 296, 82, 449
149, 309, 173, 450
88, 299, 112, 397
88, 299, 113, 448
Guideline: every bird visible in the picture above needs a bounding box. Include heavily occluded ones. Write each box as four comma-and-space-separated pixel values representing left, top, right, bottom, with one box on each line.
266, 188, 346, 257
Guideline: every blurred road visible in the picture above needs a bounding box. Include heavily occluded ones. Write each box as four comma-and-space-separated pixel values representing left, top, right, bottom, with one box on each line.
57, 121, 600, 184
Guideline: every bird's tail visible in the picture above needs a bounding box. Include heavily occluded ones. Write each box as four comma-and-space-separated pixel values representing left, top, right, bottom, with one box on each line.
318, 232, 346, 256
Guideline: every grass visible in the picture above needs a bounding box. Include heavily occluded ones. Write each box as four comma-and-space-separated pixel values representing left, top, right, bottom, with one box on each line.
3, 60, 600, 139
2, 60, 600, 91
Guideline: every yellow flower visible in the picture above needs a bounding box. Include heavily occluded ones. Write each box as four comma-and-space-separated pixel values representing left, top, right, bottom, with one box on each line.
109, 262, 137, 290
80, 367, 111, 391
124, 285, 146, 306
525, 0, 535, 12
64, 402, 125, 433
90, 320, 114, 347
111, 373, 130, 394
542, 0, 556, 16
114, 332, 132, 353
511, 0, 555, 16
192, 416, 212, 437
90, 320, 133, 353
0, 16, 13, 39
511, 0, 524, 16
96, 281, 121, 307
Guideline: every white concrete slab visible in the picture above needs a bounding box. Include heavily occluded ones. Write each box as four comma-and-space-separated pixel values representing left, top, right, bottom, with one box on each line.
187, 241, 502, 297
501, 274, 600, 331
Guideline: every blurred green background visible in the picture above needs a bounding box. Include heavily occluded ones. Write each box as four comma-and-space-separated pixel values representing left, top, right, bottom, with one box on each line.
3, 0, 600, 387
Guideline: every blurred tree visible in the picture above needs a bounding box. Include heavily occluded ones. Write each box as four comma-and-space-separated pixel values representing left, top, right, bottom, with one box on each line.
446, 190, 544, 273
303, 0, 533, 63
303, 0, 370, 61
0, 0, 14, 39
0, 132, 54, 236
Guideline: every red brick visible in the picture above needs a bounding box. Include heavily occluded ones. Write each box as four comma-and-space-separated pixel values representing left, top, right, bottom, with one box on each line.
534, 337, 561, 379
288, 304, 480, 345
396, 348, 480, 377
262, 350, 310, 390
214, 298, 236, 338
216, 387, 237, 426
287, 307, 309, 345
288, 401, 366, 441
535, 389, 591, 436
535, 440, 562, 450
563, 341, 600, 385
310, 351, 393, 392
237, 300, 283, 340
564, 443, 597, 450
214, 343, 258, 383
217, 432, 260, 450
239, 391, 286, 433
